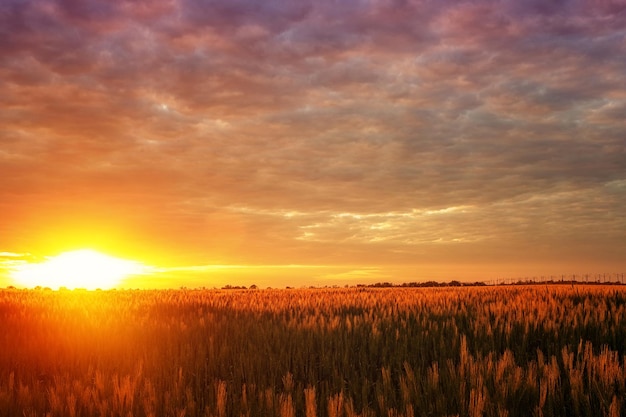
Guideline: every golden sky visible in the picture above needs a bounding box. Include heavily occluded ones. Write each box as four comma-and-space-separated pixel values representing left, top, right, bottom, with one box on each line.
1, 0, 625, 288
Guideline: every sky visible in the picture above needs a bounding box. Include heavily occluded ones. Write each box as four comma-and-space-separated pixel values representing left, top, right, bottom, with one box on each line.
1, 0, 625, 288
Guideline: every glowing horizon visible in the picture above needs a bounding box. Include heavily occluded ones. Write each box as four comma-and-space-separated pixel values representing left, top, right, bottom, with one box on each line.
9, 249, 152, 290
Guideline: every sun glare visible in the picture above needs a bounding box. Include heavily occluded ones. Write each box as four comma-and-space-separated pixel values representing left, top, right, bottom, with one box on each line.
10, 249, 147, 290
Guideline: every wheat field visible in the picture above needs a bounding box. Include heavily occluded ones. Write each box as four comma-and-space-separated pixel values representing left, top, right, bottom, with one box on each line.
0, 285, 624, 417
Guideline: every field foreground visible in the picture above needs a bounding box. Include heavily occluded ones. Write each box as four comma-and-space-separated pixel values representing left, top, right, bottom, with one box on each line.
1, 285, 625, 417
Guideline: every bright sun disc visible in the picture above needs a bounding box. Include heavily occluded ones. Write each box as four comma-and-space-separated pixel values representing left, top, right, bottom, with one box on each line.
11, 249, 147, 290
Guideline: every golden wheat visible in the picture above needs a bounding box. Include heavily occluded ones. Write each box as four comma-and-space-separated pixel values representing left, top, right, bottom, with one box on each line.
0, 285, 625, 416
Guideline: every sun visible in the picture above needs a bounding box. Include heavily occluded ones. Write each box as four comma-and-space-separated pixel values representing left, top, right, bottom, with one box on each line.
10, 249, 148, 290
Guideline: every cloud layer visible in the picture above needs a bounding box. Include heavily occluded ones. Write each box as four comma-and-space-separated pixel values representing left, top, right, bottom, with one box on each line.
1, 0, 625, 284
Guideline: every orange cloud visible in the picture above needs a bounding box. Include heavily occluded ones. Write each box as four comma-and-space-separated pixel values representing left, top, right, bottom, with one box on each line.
1, 0, 624, 287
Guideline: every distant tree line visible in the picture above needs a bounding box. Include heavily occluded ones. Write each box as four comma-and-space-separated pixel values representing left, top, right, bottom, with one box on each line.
359, 280, 487, 288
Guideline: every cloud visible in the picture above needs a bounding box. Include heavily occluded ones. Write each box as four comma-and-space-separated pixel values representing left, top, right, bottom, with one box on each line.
1, 0, 625, 279
0, 252, 33, 278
